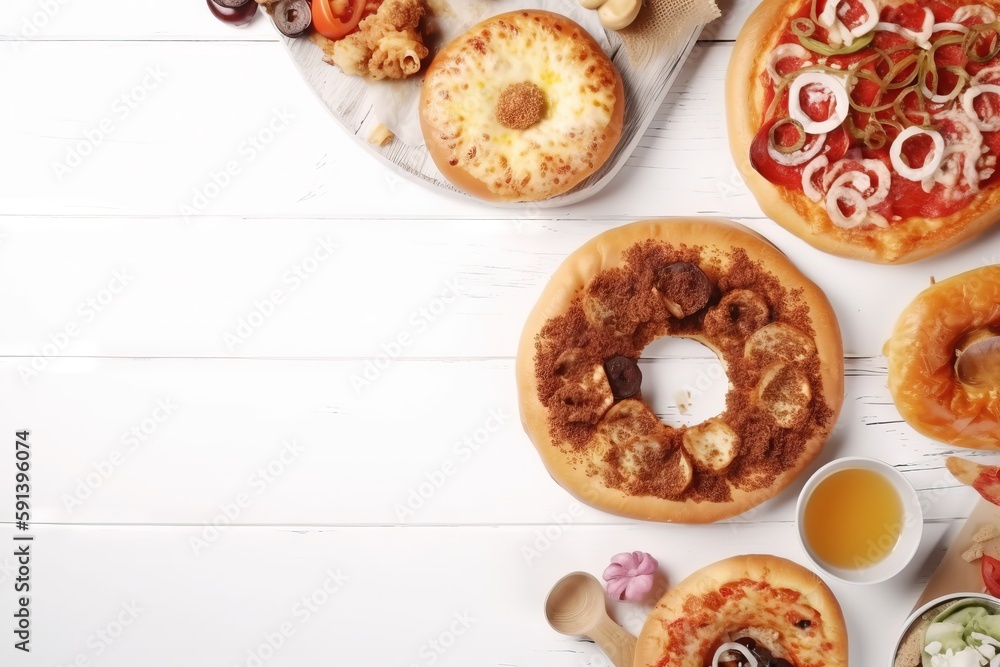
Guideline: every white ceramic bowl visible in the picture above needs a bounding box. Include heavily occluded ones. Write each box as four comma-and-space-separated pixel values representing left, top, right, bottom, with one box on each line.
795, 456, 922, 585
889, 593, 1000, 667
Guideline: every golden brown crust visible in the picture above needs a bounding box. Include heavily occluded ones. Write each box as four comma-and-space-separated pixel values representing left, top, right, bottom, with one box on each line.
634, 555, 848, 667
419, 10, 625, 203
515, 219, 844, 523
726, 0, 1000, 264
886, 265, 1000, 449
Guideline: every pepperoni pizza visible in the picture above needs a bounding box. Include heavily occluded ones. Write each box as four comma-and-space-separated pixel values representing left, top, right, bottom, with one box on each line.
728, 0, 1000, 263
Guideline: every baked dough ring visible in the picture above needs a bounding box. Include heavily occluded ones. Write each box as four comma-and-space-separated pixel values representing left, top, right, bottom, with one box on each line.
635, 555, 848, 667
726, 0, 1000, 264
516, 219, 844, 523
886, 265, 1000, 449
419, 10, 625, 202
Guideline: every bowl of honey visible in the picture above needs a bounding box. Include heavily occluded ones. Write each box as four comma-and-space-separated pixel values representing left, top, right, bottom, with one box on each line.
796, 456, 922, 585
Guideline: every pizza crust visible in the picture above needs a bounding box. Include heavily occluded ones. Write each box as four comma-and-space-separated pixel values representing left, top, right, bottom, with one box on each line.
420, 10, 625, 203
634, 555, 848, 667
515, 219, 844, 523
726, 0, 1000, 264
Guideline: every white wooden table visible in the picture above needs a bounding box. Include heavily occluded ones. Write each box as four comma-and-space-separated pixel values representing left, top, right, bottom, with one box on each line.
0, 1, 996, 664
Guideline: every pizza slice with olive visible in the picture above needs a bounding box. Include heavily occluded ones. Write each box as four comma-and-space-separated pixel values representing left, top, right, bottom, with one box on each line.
728, 0, 1000, 263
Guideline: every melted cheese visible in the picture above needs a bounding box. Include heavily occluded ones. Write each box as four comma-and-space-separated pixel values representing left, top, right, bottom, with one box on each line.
922, 107, 985, 201
422, 14, 619, 201
953, 4, 998, 24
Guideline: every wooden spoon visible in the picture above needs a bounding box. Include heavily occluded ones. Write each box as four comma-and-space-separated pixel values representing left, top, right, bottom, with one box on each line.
544, 572, 637, 667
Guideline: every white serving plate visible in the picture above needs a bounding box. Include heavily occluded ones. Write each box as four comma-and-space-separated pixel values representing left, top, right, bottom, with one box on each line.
278, 6, 706, 207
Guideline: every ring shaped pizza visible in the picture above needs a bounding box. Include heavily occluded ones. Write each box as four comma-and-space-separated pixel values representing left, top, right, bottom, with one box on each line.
516, 219, 844, 523
728, 0, 1000, 263
634, 555, 848, 667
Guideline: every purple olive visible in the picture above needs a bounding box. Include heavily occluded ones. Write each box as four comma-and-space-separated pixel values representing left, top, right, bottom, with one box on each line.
207, 0, 257, 26
272, 0, 312, 37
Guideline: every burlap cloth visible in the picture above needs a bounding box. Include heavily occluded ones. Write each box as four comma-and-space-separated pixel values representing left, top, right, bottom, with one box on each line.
620, 0, 722, 66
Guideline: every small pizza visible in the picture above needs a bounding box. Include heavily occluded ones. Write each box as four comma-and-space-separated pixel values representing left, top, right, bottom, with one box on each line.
635, 555, 848, 667
420, 11, 625, 202
728, 0, 1000, 263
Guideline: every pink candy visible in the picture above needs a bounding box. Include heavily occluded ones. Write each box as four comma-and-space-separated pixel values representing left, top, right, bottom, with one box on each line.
603, 551, 658, 602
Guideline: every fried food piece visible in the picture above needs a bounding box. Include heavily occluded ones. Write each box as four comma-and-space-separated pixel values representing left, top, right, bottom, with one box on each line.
329, 0, 428, 80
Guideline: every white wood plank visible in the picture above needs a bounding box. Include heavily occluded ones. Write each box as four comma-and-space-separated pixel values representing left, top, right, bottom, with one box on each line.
708, 0, 760, 42
0, 0, 277, 41
0, 41, 763, 220
0, 356, 982, 526
0, 0, 755, 41
10, 37, 996, 257
0, 217, 996, 360
0, 520, 960, 666
1, 0, 992, 659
